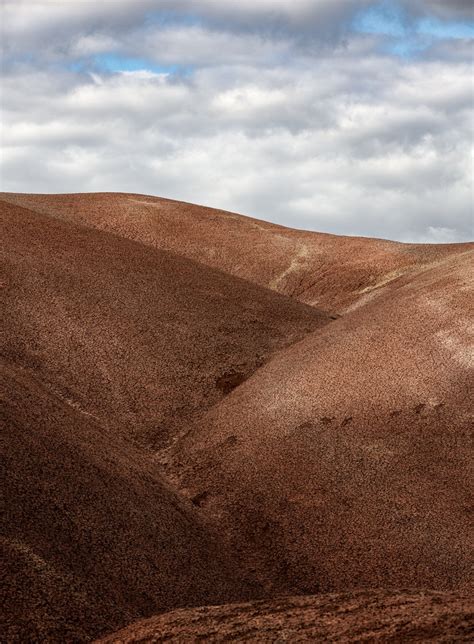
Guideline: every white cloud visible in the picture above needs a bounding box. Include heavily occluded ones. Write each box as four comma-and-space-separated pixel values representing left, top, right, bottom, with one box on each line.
72, 34, 119, 57
0, 2, 472, 242
426, 226, 460, 242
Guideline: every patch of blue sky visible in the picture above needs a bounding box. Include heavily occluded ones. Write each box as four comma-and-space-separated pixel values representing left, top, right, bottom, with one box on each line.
352, 0, 408, 38
67, 60, 87, 73
417, 17, 474, 40
64, 54, 189, 79
65, 54, 194, 78
387, 39, 427, 58
93, 53, 177, 75
352, 0, 474, 58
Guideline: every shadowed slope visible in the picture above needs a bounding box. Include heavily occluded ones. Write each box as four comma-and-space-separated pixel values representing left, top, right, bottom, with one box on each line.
98, 590, 474, 643
0, 199, 330, 640
1, 364, 257, 642
1, 199, 328, 448
1, 192, 469, 313
166, 249, 474, 594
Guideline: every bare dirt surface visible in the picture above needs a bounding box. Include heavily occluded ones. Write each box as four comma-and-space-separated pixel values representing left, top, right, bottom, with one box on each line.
1, 198, 327, 640
98, 591, 474, 643
1, 192, 469, 313
1, 193, 473, 642
169, 250, 474, 595
1, 199, 327, 449
1, 366, 257, 642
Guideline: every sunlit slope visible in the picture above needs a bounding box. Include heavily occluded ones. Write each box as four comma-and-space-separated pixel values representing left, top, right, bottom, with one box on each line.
167, 249, 474, 593
1, 197, 331, 640
2, 192, 470, 313
1, 193, 472, 642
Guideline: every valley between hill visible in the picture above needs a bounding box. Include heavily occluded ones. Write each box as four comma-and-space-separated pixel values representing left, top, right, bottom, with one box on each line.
1, 193, 472, 642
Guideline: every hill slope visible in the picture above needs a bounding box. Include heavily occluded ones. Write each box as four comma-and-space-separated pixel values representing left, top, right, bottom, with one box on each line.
1, 192, 469, 313
0, 198, 328, 640
2, 364, 257, 642
1, 199, 328, 448
1, 193, 472, 641
98, 590, 474, 643
166, 248, 474, 594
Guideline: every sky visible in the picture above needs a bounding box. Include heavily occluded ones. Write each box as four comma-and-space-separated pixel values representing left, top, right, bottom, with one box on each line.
1, 1, 473, 242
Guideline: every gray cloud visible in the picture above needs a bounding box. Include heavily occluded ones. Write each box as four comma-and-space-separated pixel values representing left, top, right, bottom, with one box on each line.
3, 1, 470, 42
0, 1, 472, 242
419, 1, 474, 18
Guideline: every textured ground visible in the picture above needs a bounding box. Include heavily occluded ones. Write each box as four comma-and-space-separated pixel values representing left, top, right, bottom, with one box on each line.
0, 198, 327, 640
2, 367, 255, 642
1, 192, 468, 313
1, 199, 327, 449
168, 249, 474, 594
98, 591, 474, 643
1, 193, 473, 642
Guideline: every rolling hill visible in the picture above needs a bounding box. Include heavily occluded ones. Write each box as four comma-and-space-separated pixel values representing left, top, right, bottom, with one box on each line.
1, 192, 467, 313
0, 197, 327, 640
167, 248, 474, 594
98, 590, 474, 643
1, 193, 472, 642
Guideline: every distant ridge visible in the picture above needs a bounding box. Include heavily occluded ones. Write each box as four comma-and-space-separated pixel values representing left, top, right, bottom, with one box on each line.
2, 192, 470, 313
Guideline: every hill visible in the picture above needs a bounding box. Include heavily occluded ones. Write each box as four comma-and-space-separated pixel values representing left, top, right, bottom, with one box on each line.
1, 198, 328, 448
165, 248, 474, 594
1, 193, 472, 641
98, 590, 474, 643
1, 197, 328, 640
1, 192, 468, 313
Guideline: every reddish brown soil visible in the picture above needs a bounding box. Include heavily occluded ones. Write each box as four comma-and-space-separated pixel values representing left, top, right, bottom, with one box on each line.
1, 193, 472, 642
1, 192, 469, 313
170, 250, 474, 595
1, 365, 257, 642
98, 590, 474, 643
1, 199, 327, 449
0, 198, 327, 640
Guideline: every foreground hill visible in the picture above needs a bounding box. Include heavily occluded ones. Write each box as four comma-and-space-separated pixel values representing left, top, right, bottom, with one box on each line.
99, 590, 474, 643
2, 364, 256, 642
1, 198, 328, 640
1, 192, 468, 313
167, 248, 474, 594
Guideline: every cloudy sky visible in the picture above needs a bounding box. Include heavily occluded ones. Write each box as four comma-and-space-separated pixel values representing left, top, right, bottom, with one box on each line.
1, 1, 473, 241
